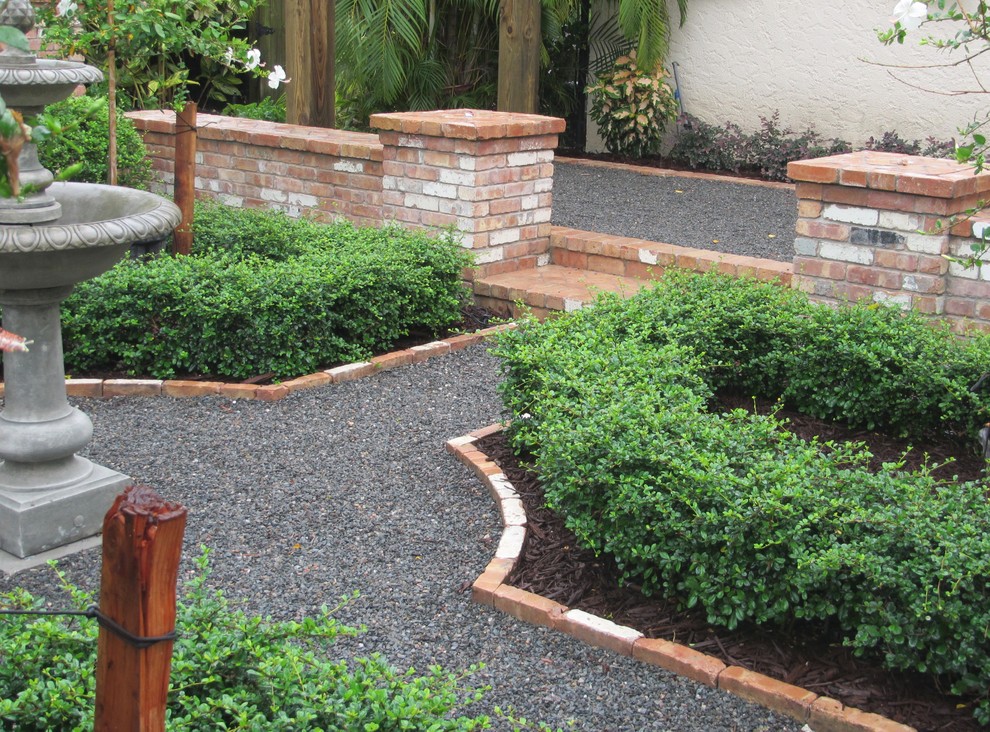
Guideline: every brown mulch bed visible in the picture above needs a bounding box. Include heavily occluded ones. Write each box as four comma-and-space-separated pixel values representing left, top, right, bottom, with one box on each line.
475, 399, 988, 732
556, 149, 772, 182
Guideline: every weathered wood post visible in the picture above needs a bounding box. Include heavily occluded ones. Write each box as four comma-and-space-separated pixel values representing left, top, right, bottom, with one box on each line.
497, 0, 540, 113
284, 0, 335, 127
172, 101, 197, 256
94, 485, 187, 732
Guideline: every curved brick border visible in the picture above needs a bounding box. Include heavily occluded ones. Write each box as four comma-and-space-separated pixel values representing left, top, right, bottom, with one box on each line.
0, 324, 518, 401
446, 424, 915, 732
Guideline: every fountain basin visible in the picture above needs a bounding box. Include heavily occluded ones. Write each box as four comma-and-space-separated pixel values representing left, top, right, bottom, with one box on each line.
0, 182, 181, 289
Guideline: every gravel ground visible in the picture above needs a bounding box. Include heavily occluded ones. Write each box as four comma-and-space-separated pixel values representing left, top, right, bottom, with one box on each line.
551, 161, 798, 262
0, 344, 802, 731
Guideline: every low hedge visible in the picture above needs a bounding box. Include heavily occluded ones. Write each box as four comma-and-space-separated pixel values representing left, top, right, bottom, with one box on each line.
61, 203, 473, 380
493, 270, 990, 722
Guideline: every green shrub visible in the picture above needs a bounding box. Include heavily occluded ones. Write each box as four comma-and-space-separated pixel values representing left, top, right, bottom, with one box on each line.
493, 270, 990, 721
222, 96, 287, 123
38, 95, 153, 190
61, 204, 473, 380
0, 549, 491, 730
587, 51, 678, 158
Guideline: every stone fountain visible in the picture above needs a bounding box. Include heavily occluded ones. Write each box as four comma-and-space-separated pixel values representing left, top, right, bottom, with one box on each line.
0, 1, 181, 559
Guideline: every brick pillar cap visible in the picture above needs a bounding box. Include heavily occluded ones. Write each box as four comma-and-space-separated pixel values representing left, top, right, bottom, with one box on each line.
370, 108, 565, 140
787, 150, 990, 198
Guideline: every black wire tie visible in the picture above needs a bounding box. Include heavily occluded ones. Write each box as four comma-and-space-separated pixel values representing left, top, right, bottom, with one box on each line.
0, 606, 177, 649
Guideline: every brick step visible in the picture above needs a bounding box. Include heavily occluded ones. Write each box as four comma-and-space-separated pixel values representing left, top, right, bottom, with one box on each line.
550, 227, 791, 283
474, 264, 651, 318
474, 227, 793, 318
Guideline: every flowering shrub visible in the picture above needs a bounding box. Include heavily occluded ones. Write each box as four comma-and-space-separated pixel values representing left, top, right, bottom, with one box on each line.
587, 51, 678, 157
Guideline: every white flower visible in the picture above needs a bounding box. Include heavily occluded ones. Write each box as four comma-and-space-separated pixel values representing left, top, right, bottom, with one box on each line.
223, 47, 235, 65
890, 0, 927, 29
245, 48, 262, 71
267, 64, 288, 89
56, 0, 78, 16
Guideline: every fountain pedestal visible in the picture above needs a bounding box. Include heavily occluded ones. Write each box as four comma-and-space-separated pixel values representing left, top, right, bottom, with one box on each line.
0, 286, 130, 557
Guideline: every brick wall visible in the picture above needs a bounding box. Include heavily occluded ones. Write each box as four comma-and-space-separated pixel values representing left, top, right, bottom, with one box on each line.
788, 151, 990, 332
128, 109, 564, 278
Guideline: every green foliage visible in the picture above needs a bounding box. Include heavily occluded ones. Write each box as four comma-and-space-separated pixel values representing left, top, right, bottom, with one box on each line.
37, 95, 152, 189
493, 269, 990, 721
587, 51, 678, 157
36, 0, 271, 110
615, 0, 686, 71
0, 549, 492, 730
864, 130, 955, 158
61, 203, 473, 380
222, 95, 287, 123
668, 112, 851, 180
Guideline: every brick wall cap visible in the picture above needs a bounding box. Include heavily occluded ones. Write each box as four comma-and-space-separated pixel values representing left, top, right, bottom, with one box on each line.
787, 150, 990, 198
370, 109, 566, 139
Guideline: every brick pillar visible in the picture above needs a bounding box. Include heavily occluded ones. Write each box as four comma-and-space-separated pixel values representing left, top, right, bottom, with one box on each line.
370, 109, 565, 279
788, 151, 990, 328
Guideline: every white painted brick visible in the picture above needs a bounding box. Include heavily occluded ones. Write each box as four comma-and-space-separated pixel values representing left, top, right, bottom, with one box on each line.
446, 435, 476, 449
872, 291, 912, 309
949, 260, 980, 280
261, 188, 287, 203
473, 246, 505, 264
564, 298, 584, 312
639, 249, 659, 265
537, 253, 551, 266
495, 525, 526, 560
287, 206, 302, 218
423, 181, 458, 199
563, 609, 643, 644
397, 135, 426, 149
534, 178, 554, 193
973, 221, 990, 240
490, 227, 521, 246
500, 498, 527, 527
396, 178, 424, 194
819, 241, 873, 264
195, 152, 204, 164
505, 149, 553, 166
324, 362, 372, 379
382, 176, 398, 191
457, 155, 477, 171
520, 194, 540, 210
403, 193, 440, 212
823, 204, 878, 226
333, 160, 365, 173
532, 208, 552, 224
904, 232, 947, 255
878, 210, 923, 232
218, 194, 243, 208
288, 193, 318, 207
487, 475, 517, 501
438, 168, 476, 186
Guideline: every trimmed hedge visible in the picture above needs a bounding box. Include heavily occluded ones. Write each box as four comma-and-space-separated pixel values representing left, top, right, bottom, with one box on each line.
61, 204, 473, 380
493, 270, 990, 722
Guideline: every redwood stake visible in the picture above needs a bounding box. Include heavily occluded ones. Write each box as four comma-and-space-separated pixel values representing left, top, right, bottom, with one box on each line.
94, 485, 187, 732
172, 101, 197, 256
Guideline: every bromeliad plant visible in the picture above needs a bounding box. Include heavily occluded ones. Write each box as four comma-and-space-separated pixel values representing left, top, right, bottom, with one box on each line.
586, 50, 678, 157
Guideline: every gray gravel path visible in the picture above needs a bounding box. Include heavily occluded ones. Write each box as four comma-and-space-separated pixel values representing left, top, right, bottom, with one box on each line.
551, 161, 798, 262
0, 345, 801, 731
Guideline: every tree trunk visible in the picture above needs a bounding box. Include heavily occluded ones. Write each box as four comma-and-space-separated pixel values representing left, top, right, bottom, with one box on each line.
94, 485, 187, 732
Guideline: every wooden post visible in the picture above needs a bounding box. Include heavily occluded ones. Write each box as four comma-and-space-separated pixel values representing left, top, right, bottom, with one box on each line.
497, 0, 540, 113
94, 485, 188, 732
172, 101, 197, 256
284, 0, 335, 127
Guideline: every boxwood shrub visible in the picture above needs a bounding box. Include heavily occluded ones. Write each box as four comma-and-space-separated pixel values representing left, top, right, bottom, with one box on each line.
61, 203, 473, 380
493, 270, 990, 721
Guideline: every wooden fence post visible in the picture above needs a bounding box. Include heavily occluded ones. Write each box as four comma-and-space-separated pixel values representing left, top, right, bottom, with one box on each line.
172, 101, 197, 256
94, 485, 188, 732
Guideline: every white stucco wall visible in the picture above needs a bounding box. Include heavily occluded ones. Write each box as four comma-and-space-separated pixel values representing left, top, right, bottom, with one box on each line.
586, 0, 990, 151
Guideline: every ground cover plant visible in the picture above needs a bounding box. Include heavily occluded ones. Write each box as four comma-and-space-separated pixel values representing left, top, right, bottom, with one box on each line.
59, 203, 473, 380
0, 549, 493, 731
493, 269, 990, 722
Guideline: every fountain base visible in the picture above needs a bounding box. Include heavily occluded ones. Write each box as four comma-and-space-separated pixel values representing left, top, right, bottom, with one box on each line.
0, 461, 130, 558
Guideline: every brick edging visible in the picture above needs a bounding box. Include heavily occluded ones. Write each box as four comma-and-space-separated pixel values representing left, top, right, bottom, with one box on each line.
446, 424, 916, 732
554, 156, 797, 191
0, 324, 518, 402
